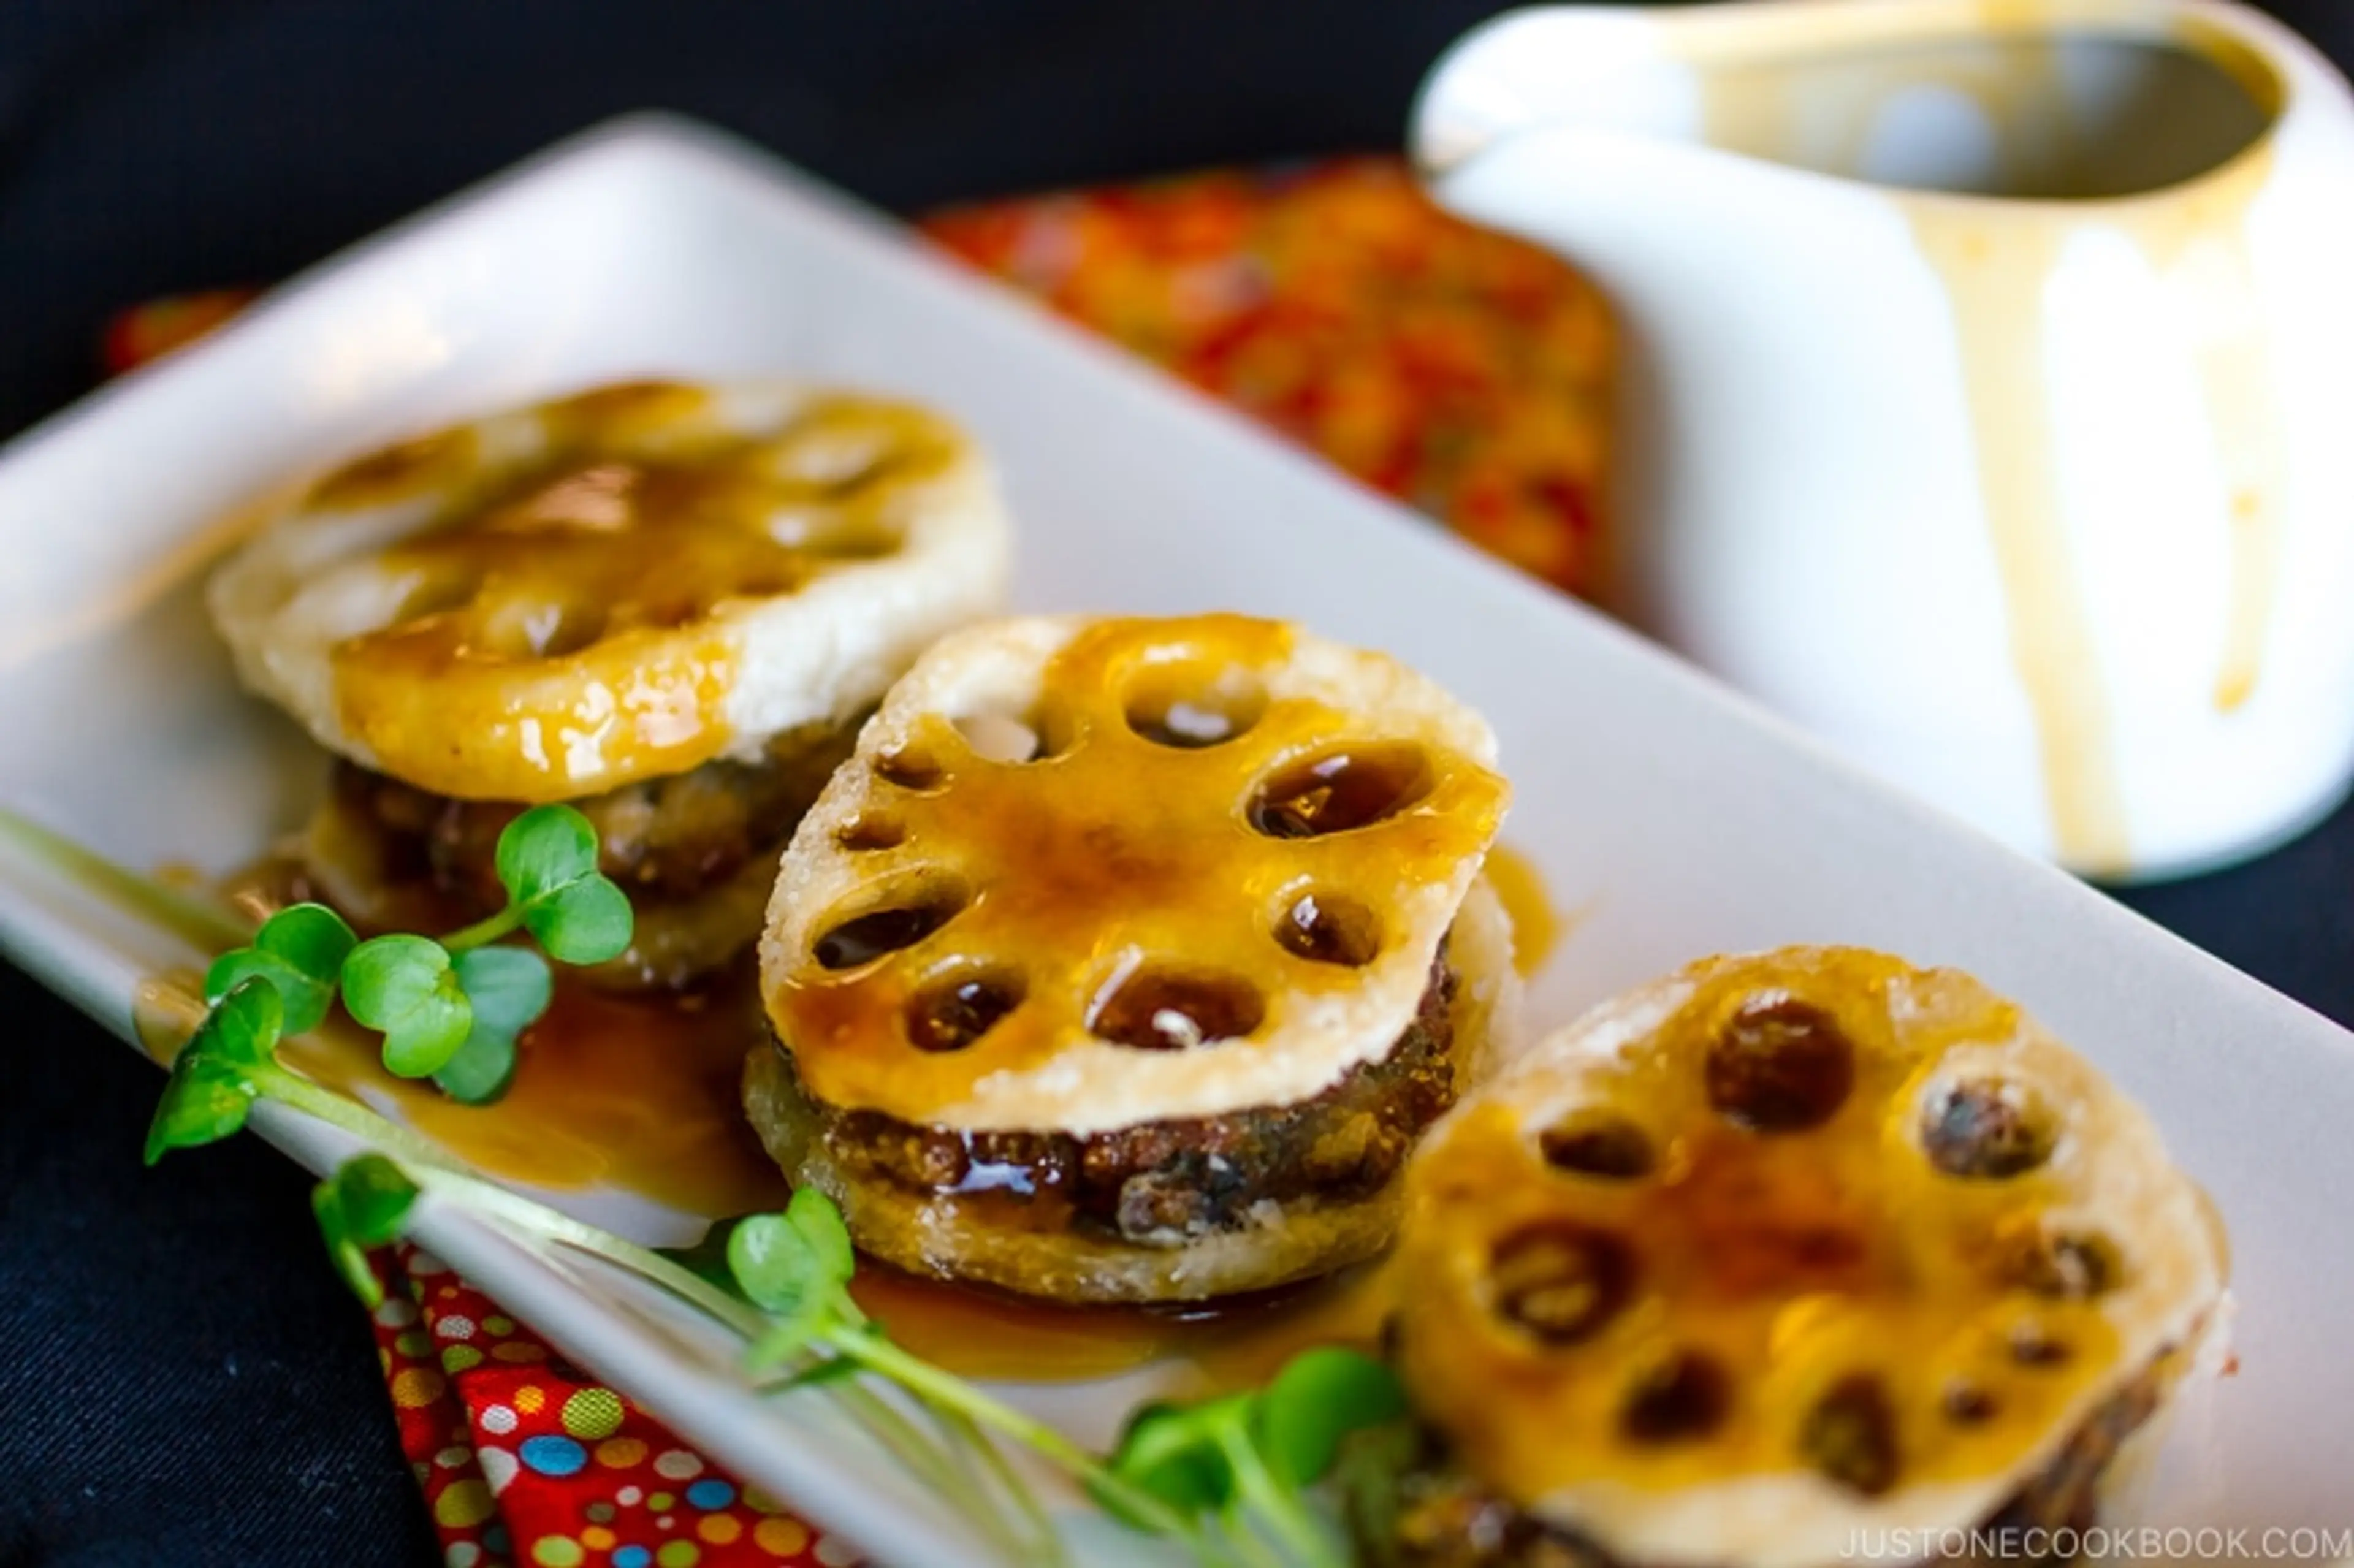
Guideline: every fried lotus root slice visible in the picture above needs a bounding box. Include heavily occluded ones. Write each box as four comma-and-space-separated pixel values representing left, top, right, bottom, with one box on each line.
208, 379, 1010, 802
1391, 946, 2228, 1568
760, 613, 1512, 1136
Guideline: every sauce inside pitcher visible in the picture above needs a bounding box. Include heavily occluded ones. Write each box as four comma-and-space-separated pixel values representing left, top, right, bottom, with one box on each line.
1415, 1, 2354, 880
1688, 12, 2274, 199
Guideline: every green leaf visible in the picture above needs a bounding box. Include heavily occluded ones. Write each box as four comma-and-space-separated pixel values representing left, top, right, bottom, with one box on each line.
424, 947, 546, 1103
1253, 1347, 1411, 1488
524, 875, 633, 966
343, 934, 473, 1076
452, 945, 552, 1038
203, 948, 312, 1030
725, 1191, 866, 1309
335, 1154, 422, 1243
310, 1156, 421, 1309
1105, 1400, 1238, 1518
144, 1049, 258, 1164
493, 803, 601, 902
175, 975, 284, 1070
204, 904, 357, 1036
432, 1022, 520, 1104
726, 1212, 826, 1317
492, 804, 632, 965
144, 978, 280, 1162
726, 1190, 860, 1322
261, 902, 360, 978
784, 1187, 856, 1287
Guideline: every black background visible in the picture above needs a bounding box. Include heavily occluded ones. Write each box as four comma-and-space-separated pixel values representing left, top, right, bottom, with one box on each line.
4, 2, 2352, 1563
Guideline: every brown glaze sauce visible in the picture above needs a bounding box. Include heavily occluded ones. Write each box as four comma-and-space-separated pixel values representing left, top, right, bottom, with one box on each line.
143, 954, 786, 1220
173, 850, 1398, 1383
850, 1261, 1395, 1387
321, 381, 959, 803
771, 615, 1510, 1124
1393, 950, 2125, 1502
1481, 843, 1562, 977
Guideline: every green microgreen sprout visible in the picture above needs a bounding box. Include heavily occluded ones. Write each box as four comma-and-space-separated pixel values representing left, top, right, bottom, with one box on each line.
1104, 1347, 1412, 1568
203, 900, 354, 1034
143, 975, 276, 1163
310, 1153, 422, 1309
7, 802, 1420, 1567
143, 802, 627, 1138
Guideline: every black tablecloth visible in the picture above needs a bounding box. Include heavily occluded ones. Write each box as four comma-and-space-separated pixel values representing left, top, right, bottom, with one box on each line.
6, 3, 2352, 1562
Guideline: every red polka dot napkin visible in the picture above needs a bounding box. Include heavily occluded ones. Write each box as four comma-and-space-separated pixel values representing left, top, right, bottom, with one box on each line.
103, 154, 1610, 1567
367, 1244, 855, 1568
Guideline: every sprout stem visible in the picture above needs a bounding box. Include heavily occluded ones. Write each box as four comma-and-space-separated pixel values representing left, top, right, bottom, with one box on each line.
1217, 1425, 1343, 1568
0, 806, 251, 953
438, 904, 525, 955
823, 1326, 1197, 1544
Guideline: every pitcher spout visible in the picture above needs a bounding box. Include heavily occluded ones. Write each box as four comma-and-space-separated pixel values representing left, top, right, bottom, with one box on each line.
1415, 0, 2284, 205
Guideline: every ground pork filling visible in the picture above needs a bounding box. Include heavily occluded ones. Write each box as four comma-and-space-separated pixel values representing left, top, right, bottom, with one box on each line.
785, 951, 1460, 1249
315, 716, 862, 985
1385, 1362, 2166, 1568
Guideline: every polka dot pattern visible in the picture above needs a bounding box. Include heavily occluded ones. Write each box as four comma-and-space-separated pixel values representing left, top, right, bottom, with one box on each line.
521, 1436, 589, 1477
563, 1388, 626, 1440
479, 1448, 521, 1495
392, 1368, 448, 1409
358, 1243, 855, 1568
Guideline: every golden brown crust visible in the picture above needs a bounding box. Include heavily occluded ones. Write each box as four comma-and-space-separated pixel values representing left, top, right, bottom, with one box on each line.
760, 614, 1510, 1134
1390, 946, 2227, 1568
747, 880, 1516, 1303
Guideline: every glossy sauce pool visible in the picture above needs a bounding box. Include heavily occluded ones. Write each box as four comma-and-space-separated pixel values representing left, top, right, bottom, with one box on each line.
144, 841, 1559, 1383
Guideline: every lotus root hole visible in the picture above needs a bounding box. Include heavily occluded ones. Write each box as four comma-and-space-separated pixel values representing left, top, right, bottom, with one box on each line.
773, 509, 899, 561
1125, 662, 1268, 748
1488, 1222, 1636, 1347
2009, 1321, 2072, 1367
1621, 1352, 1733, 1445
1089, 965, 1265, 1051
393, 568, 485, 624
952, 698, 1074, 764
1943, 1382, 2000, 1425
1273, 890, 1382, 967
835, 814, 908, 853
1922, 1079, 2059, 1179
1537, 1111, 1656, 1181
476, 597, 609, 660
1704, 995, 1856, 1133
873, 748, 948, 792
906, 968, 1025, 1053
1247, 742, 1434, 839
812, 883, 967, 970
2015, 1230, 2122, 1300
1800, 1374, 1901, 1495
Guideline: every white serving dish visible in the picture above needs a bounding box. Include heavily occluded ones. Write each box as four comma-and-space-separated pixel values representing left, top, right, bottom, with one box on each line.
1, 116, 2348, 1564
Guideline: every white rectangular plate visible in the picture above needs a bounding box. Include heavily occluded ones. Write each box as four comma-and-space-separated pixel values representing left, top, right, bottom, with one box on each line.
2, 116, 2349, 1564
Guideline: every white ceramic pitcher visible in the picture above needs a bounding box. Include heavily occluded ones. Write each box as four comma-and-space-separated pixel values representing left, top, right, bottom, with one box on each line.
1414, 0, 2354, 878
